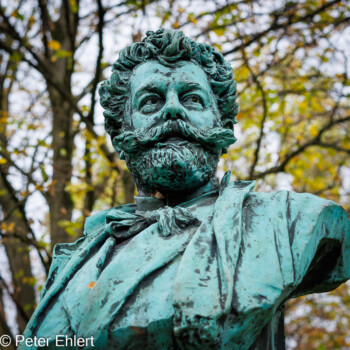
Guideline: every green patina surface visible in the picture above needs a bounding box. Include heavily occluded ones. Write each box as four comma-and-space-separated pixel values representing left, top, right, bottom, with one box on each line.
20, 29, 350, 349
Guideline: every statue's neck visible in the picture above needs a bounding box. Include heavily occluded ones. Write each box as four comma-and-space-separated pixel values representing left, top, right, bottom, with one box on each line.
163, 177, 219, 207
137, 177, 219, 208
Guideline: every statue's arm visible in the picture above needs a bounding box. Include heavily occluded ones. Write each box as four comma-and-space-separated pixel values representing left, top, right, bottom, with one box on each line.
288, 193, 350, 297
40, 208, 111, 299
40, 236, 86, 300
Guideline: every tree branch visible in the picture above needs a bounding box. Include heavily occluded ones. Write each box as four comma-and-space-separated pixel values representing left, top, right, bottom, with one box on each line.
253, 116, 350, 179
0, 275, 29, 323
222, 0, 343, 56
0, 170, 51, 272
239, 44, 268, 179
37, 0, 52, 59
88, 0, 105, 122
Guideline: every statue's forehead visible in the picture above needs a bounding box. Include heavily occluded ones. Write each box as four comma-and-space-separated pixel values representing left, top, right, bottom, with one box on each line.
130, 61, 210, 92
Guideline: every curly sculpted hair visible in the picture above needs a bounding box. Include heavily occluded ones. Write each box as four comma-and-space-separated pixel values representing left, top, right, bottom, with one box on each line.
99, 29, 238, 141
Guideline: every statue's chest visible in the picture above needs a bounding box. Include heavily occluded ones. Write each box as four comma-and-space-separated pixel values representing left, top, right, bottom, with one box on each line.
61, 195, 290, 349
64, 242, 182, 348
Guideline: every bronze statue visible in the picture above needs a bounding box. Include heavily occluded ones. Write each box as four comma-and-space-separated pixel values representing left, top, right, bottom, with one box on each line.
20, 29, 350, 350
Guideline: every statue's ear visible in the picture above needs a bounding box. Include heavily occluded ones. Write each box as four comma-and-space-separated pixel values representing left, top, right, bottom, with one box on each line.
119, 151, 125, 160
122, 98, 133, 129
223, 119, 234, 130
221, 119, 236, 155
112, 143, 125, 160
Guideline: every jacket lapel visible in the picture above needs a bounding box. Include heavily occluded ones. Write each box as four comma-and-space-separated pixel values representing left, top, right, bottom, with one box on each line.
77, 221, 199, 347
172, 181, 255, 342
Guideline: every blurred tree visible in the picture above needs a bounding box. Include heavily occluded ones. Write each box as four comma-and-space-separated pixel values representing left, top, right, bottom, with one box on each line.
0, 0, 349, 348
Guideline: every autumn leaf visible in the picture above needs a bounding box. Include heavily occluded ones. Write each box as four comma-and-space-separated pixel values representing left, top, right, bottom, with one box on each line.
48, 40, 61, 51
87, 281, 96, 289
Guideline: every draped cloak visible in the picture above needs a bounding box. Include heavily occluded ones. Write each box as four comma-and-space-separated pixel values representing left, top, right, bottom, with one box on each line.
19, 181, 350, 349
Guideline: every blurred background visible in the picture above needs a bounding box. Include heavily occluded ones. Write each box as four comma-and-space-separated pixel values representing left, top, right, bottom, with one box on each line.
0, 0, 349, 349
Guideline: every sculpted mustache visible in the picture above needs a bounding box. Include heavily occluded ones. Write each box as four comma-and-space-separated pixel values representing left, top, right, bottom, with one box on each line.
112, 119, 236, 155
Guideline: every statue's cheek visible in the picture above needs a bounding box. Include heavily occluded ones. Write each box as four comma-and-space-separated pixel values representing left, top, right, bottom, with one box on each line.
186, 110, 219, 129
130, 111, 163, 130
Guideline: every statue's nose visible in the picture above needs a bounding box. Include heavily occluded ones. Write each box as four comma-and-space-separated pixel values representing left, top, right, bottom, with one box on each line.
163, 94, 186, 121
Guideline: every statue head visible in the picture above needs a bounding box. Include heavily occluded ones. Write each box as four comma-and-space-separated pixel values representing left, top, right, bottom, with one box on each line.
99, 29, 238, 195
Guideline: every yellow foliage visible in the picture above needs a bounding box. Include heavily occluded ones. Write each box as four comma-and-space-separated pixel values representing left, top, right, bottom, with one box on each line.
23, 276, 37, 286
292, 168, 304, 179
213, 28, 225, 36
48, 40, 61, 51
187, 14, 197, 24
1, 221, 15, 232
35, 184, 45, 191
309, 125, 319, 137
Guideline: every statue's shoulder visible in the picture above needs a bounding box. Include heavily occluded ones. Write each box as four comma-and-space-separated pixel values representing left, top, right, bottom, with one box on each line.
222, 183, 349, 292
245, 187, 348, 230
83, 208, 110, 237
41, 203, 137, 299
49, 208, 111, 263
51, 202, 135, 259
221, 181, 348, 233
238, 184, 342, 215
84, 203, 137, 237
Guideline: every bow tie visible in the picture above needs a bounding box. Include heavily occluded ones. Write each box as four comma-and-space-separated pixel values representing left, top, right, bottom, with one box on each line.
103, 171, 233, 243
104, 205, 200, 243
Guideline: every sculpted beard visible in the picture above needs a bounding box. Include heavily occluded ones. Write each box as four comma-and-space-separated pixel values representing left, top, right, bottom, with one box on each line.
113, 120, 236, 193
127, 143, 219, 193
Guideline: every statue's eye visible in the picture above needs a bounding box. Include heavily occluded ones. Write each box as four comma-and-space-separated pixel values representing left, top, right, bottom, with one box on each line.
182, 95, 204, 108
190, 96, 200, 103
144, 98, 159, 105
140, 96, 163, 114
